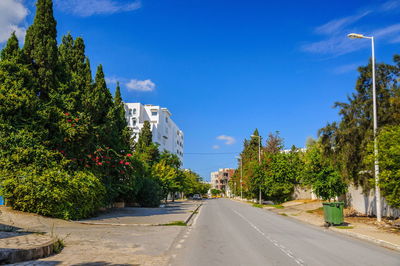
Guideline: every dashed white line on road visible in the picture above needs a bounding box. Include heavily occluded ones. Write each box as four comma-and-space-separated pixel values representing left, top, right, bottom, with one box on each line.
176, 244, 182, 249
232, 209, 305, 266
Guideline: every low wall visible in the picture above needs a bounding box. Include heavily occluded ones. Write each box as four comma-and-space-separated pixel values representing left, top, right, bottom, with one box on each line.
291, 184, 400, 218
346, 184, 400, 218
292, 186, 317, 200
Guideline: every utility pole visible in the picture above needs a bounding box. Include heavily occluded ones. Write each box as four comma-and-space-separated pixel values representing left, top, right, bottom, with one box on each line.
348, 33, 381, 222
252, 135, 262, 205
240, 157, 243, 200
236, 156, 243, 200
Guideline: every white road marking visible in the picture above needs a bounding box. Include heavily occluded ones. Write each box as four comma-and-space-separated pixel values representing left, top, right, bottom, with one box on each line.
232, 209, 305, 266
176, 244, 182, 249
179, 239, 185, 243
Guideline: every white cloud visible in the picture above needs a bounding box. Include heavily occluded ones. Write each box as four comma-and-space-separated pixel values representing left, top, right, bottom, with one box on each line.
333, 63, 361, 74
303, 1, 400, 56
55, 0, 141, 17
315, 11, 370, 35
212, 145, 220, 150
0, 0, 28, 43
301, 36, 367, 56
216, 135, 236, 145
373, 23, 400, 38
126, 79, 156, 92
380, 0, 400, 12
105, 77, 119, 85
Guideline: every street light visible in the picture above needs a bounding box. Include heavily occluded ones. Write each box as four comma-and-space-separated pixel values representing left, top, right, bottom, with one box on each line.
348, 33, 381, 222
251, 135, 262, 205
236, 156, 243, 200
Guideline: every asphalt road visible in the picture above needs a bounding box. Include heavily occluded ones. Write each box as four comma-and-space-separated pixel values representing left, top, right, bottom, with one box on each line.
171, 198, 400, 266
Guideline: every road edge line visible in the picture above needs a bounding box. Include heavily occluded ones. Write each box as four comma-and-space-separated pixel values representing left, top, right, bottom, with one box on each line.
185, 203, 202, 225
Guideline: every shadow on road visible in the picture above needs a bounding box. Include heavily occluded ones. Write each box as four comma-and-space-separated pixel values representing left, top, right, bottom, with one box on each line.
81, 201, 195, 222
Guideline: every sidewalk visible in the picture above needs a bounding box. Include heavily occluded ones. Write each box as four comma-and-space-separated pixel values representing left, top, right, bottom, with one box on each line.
0, 230, 55, 264
260, 199, 400, 252
0, 200, 201, 265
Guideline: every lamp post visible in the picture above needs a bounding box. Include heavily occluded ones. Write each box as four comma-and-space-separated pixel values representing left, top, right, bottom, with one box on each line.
348, 33, 381, 222
251, 135, 262, 205
236, 156, 243, 200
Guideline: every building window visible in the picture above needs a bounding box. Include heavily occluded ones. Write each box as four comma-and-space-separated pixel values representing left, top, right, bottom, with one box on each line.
133, 108, 137, 114
166, 117, 169, 123
132, 118, 137, 126
151, 111, 157, 116
129, 109, 132, 115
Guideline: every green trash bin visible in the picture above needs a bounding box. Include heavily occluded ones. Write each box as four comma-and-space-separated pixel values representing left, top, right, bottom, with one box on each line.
322, 202, 344, 226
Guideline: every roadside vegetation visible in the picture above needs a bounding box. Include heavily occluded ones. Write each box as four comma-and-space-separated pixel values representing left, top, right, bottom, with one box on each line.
229, 56, 400, 210
162, 221, 187, 226
0, 0, 209, 220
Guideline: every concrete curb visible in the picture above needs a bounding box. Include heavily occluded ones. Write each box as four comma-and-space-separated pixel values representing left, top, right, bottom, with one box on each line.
185, 203, 202, 225
329, 227, 400, 252
76, 221, 156, 226
0, 238, 57, 265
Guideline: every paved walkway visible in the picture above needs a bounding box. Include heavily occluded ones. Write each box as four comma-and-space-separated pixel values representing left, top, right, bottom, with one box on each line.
0, 201, 200, 265
0, 232, 53, 250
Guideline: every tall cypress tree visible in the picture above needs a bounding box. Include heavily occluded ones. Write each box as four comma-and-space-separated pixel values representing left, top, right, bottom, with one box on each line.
88, 65, 113, 124
135, 120, 159, 165
58, 34, 90, 113
0, 32, 21, 62
137, 121, 153, 152
103, 82, 131, 151
0, 34, 36, 123
23, 0, 58, 100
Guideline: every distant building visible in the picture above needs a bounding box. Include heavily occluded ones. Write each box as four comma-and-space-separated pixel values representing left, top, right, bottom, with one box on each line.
210, 168, 235, 194
281, 148, 307, 154
124, 103, 184, 162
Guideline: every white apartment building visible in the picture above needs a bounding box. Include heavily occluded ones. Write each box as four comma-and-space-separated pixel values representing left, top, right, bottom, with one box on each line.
124, 103, 184, 162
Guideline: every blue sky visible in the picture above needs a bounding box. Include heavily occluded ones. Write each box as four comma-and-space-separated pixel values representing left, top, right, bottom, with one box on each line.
1, 0, 400, 180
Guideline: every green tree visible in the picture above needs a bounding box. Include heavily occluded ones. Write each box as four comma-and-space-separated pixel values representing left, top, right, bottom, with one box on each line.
365, 125, 400, 208
319, 56, 400, 187
302, 140, 347, 201
90, 65, 113, 124
135, 120, 160, 166
152, 159, 179, 202
136, 121, 153, 152
23, 0, 58, 100
258, 152, 298, 203
0, 35, 37, 124
1, 32, 21, 62
237, 129, 262, 197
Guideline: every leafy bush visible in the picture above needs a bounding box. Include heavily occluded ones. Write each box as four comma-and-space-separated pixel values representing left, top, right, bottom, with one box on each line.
1, 167, 105, 220
135, 177, 162, 207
